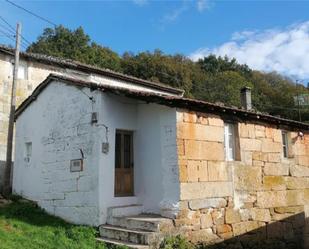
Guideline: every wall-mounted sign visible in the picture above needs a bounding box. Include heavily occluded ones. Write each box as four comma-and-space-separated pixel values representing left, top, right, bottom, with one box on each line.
70, 159, 83, 172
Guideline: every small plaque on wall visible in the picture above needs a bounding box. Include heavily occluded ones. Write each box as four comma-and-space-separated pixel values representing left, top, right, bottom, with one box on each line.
70, 159, 83, 172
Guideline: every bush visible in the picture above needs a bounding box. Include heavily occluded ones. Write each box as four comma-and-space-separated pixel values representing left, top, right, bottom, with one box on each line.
160, 236, 194, 249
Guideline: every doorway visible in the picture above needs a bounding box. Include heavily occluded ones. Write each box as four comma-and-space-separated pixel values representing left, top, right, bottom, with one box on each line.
114, 130, 134, 197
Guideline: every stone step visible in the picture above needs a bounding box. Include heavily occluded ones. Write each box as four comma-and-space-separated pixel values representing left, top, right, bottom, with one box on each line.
99, 224, 155, 245
96, 237, 149, 249
108, 214, 174, 233
107, 205, 144, 219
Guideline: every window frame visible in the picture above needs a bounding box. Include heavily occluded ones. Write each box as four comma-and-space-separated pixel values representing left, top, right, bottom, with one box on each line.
224, 123, 236, 161
24, 142, 32, 163
11, 63, 28, 80
114, 130, 134, 169
282, 131, 289, 158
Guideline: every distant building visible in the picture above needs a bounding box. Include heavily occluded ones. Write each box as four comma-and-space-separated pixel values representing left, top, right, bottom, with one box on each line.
0, 45, 183, 190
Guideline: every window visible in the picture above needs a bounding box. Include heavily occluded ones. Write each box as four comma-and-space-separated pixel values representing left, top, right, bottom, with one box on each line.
2, 81, 9, 94
115, 130, 133, 169
224, 123, 236, 161
11, 63, 28, 80
18, 65, 27, 79
282, 131, 288, 158
24, 142, 32, 163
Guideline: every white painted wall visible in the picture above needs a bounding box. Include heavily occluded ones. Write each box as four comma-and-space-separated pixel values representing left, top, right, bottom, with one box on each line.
0, 51, 181, 165
13, 81, 102, 225
136, 104, 180, 217
90, 74, 178, 96
13, 80, 181, 226
97, 94, 180, 224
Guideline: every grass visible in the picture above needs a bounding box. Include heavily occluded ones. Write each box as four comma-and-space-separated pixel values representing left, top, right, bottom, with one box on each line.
0, 198, 127, 249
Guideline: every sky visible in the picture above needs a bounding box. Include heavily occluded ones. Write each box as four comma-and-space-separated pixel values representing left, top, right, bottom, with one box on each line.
0, 0, 309, 81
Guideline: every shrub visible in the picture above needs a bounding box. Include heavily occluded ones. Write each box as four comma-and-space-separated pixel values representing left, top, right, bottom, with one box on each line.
160, 235, 194, 249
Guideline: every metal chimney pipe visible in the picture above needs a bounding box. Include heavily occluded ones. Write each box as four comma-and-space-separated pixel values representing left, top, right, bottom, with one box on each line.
241, 87, 252, 110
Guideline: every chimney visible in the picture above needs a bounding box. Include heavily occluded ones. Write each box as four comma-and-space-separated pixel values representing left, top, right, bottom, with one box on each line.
240, 87, 252, 110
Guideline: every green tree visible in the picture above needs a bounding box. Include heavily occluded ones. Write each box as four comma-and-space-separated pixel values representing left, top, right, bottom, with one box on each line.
26, 25, 309, 122
121, 50, 203, 95
198, 54, 252, 77
27, 25, 122, 71
192, 71, 252, 107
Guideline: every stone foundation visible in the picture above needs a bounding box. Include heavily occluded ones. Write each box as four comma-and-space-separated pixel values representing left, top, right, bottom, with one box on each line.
175, 109, 309, 248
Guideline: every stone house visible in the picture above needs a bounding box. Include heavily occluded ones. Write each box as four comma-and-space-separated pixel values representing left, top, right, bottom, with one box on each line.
13, 73, 309, 248
0, 45, 182, 190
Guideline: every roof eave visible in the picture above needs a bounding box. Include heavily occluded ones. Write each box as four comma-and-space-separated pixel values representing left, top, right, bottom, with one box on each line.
14, 74, 309, 132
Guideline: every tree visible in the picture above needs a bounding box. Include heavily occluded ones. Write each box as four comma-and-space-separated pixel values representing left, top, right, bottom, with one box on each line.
198, 55, 252, 77
192, 71, 252, 107
121, 50, 203, 95
27, 25, 122, 71
26, 25, 309, 122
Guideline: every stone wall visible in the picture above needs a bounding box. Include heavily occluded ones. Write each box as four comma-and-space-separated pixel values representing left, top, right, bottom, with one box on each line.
0, 53, 62, 163
176, 109, 309, 249
13, 82, 101, 225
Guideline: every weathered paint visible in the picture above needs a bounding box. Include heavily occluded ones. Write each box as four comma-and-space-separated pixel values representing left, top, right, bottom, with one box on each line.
0, 52, 179, 168
13, 80, 180, 225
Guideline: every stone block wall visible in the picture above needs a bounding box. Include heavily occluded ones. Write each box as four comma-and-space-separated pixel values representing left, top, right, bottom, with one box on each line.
13, 83, 101, 225
0, 53, 62, 163
175, 109, 309, 248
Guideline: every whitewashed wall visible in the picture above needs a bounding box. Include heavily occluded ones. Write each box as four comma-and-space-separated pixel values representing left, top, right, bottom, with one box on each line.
13, 81, 101, 225
136, 104, 180, 218
0, 51, 180, 174
13, 80, 180, 226
97, 94, 180, 224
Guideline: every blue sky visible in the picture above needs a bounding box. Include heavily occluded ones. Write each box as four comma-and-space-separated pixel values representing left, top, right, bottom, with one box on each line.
1, 0, 309, 80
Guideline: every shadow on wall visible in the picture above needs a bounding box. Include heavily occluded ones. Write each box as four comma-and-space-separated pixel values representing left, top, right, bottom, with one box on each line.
198, 212, 308, 249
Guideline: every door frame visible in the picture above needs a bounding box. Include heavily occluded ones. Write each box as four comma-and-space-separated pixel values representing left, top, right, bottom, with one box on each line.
114, 129, 134, 197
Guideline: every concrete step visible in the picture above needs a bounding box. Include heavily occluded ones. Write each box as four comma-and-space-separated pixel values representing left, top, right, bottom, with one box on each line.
96, 237, 149, 249
99, 224, 155, 245
108, 214, 174, 232
107, 205, 144, 219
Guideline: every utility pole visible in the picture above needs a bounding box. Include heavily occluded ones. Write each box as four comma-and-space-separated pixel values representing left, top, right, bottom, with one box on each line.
3, 22, 21, 197
296, 79, 302, 122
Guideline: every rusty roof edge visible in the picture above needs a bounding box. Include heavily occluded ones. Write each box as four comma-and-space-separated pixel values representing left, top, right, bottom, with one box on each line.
0, 45, 184, 96
14, 73, 309, 131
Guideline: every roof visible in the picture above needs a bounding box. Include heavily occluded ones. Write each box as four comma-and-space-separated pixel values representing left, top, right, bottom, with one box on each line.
15, 74, 309, 131
0, 44, 184, 96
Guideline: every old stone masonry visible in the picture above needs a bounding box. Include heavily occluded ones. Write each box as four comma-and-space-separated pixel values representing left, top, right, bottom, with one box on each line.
174, 111, 309, 249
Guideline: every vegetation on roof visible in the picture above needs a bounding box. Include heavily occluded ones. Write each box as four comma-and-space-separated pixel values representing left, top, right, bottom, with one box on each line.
26, 25, 309, 122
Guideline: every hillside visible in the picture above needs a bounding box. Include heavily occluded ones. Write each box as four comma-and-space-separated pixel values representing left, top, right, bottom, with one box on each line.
26, 25, 309, 122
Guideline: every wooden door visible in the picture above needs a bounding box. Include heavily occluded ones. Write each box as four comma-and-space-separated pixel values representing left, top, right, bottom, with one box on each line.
114, 130, 134, 197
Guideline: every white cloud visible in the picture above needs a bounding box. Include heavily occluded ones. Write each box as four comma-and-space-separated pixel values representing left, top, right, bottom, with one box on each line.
159, 0, 212, 29
190, 21, 309, 80
132, 0, 148, 6
197, 0, 211, 12
161, 4, 188, 23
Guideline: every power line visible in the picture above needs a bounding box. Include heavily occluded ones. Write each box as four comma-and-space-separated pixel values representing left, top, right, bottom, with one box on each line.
0, 28, 27, 50
0, 16, 15, 32
5, 0, 57, 27
0, 15, 32, 47
0, 22, 15, 35
0, 28, 15, 42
